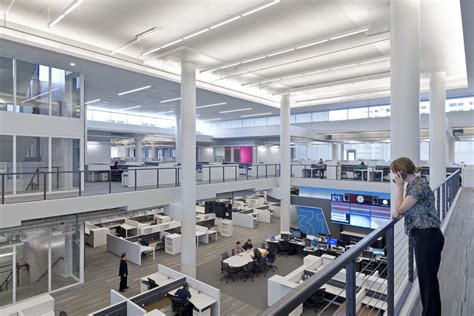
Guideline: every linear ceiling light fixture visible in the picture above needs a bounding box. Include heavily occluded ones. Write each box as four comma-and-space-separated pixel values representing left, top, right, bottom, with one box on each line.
48, 0, 83, 28
22, 88, 58, 103
117, 85, 151, 96
85, 98, 101, 105
196, 102, 227, 109
111, 27, 160, 55
141, 0, 280, 57
160, 97, 181, 104
202, 26, 369, 73
120, 105, 142, 111
241, 112, 273, 117
219, 107, 252, 114
200, 118, 222, 122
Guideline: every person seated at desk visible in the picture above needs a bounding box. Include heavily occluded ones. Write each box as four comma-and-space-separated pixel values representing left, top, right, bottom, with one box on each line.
138, 236, 149, 246
263, 243, 274, 261
176, 282, 193, 316
354, 161, 367, 180
234, 241, 244, 255
111, 161, 120, 170
243, 239, 253, 251
317, 158, 325, 179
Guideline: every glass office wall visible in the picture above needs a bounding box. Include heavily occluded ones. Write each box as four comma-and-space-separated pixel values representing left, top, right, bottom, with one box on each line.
456, 140, 474, 164
15, 136, 49, 195
0, 57, 14, 112
0, 135, 13, 194
87, 109, 175, 128
16, 61, 50, 115
51, 68, 81, 118
51, 138, 80, 192
0, 247, 13, 306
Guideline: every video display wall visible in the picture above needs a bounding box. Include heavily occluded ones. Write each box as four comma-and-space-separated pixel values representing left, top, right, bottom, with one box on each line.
330, 193, 391, 229
297, 206, 330, 236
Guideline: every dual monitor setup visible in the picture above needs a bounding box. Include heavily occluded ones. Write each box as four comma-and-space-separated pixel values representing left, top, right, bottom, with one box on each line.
204, 201, 233, 220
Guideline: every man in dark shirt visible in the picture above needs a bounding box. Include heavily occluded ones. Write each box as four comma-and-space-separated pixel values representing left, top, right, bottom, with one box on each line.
243, 239, 253, 251
118, 253, 128, 292
138, 236, 149, 246
176, 282, 193, 315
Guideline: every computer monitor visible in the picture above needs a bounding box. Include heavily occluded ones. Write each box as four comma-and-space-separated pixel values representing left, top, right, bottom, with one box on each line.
300, 231, 307, 239
281, 233, 290, 241
147, 278, 158, 289
372, 248, 385, 257
311, 239, 318, 247
327, 238, 338, 247
291, 230, 302, 239
304, 238, 312, 247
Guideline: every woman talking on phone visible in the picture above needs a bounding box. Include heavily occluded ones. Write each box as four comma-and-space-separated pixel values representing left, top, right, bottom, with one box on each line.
391, 157, 444, 316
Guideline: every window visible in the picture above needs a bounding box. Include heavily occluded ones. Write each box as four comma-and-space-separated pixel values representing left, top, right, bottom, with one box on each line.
312, 111, 329, 122
420, 101, 430, 114
348, 107, 369, 120
242, 119, 254, 127
267, 116, 280, 125
456, 140, 474, 164
230, 120, 242, 128
295, 113, 312, 123
369, 105, 391, 118
329, 109, 348, 121
254, 117, 267, 126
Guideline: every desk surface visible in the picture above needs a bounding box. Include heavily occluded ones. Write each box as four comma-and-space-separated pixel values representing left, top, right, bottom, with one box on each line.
169, 287, 217, 311
223, 248, 267, 268
142, 272, 175, 287
121, 223, 136, 230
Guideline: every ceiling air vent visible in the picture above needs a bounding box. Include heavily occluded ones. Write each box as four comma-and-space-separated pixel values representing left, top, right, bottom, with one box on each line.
453, 129, 464, 136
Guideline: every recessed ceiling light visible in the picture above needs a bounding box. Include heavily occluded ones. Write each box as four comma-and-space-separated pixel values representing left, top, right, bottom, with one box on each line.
48, 0, 83, 28
241, 112, 273, 118
70, 62, 76, 66
219, 107, 252, 114
117, 85, 151, 96
160, 97, 181, 104
85, 98, 101, 105
200, 118, 222, 122
120, 105, 141, 111
196, 102, 227, 109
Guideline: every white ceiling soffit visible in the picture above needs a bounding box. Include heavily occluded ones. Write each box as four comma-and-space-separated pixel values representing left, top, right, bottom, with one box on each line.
0, 0, 468, 112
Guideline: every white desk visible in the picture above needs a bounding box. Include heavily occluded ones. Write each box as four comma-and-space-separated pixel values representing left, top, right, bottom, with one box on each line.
223, 249, 267, 268
169, 287, 217, 316
195, 230, 207, 247
139, 244, 155, 261
140, 272, 175, 292
121, 223, 137, 238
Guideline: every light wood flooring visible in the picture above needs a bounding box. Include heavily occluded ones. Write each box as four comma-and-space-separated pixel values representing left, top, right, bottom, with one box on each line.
52, 220, 280, 315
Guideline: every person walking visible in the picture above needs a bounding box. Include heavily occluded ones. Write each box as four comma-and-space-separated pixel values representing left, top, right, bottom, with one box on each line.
119, 253, 129, 292
391, 157, 444, 316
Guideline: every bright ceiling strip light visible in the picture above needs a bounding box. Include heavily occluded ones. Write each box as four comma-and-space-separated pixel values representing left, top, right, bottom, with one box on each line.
242, 0, 280, 16
22, 88, 58, 103
155, 111, 174, 115
220, 62, 241, 70
48, 0, 83, 28
267, 48, 295, 57
117, 85, 151, 96
210, 16, 242, 29
196, 102, 227, 109
219, 107, 252, 114
120, 105, 142, 111
330, 28, 368, 40
142, 1, 280, 57
85, 98, 101, 105
111, 27, 160, 55
360, 57, 390, 64
241, 112, 273, 117
296, 39, 329, 50
200, 118, 222, 122
331, 63, 359, 70
242, 56, 266, 64
160, 97, 181, 104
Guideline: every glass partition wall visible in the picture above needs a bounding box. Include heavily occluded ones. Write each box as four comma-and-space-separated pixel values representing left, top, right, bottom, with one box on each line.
0, 222, 81, 307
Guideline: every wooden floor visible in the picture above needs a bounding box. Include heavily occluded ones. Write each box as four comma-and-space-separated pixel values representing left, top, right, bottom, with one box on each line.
411, 188, 474, 316
52, 220, 280, 316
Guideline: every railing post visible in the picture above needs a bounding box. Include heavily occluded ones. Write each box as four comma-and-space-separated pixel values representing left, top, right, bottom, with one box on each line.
386, 225, 395, 316
56, 168, 59, 189
246, 166, 249, 180
408, 234, 415, 283
222, 166, 225, 183
177, 168, 180, 187
157, 168, 160, 189
257, 165, 259, 179
78, 171, 82, 197
436, 188, 441, 219
1, 174, 4, 205
235, 166, 237, 181
275, 164, 277, 177
346, 259, 356, 316
209, 167, 211, 184
266, 165, 268, 178
134, 169, 137, 191
443, 183, 447, 217
43, 172, 47, 200
108, 170, 112, 194
175, 168, 178, 187
290, 164, 292, 177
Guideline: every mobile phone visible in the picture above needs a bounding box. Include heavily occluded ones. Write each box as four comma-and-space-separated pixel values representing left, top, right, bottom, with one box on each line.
392, 172, 407, 183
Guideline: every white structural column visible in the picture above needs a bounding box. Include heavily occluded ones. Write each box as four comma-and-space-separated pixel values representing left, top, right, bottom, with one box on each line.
180, 60, 197, 277
175, 104, 182, 163
134, 137, 144, 163
446, 136, 455, 164
150, 145, 157, 160
280, 94, 291, 232
429, 72, 447, 188
331, 143, 341, 161
390, 0, 421, 166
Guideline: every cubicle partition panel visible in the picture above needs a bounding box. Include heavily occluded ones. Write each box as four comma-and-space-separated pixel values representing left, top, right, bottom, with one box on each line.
107, 234, 142, 265
90, 301, 127, 316
127, 301, 146, 316
129, 277, 186, 308
110, 290, 126, 305
185, 275, 221, 316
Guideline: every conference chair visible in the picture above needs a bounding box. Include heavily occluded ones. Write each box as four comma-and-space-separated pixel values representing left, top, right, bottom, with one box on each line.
266, 251, 278, 272
220, 261, 237, 283
254, 256, 268, 277
240, 261, 255, 282
231, 248, 235, 256
155, 236, 165, 253
278, 240, 290, 257
221, 251, 229, 261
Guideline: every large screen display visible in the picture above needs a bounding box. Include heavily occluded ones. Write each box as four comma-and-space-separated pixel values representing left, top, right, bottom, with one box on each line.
330, 193, 391, 229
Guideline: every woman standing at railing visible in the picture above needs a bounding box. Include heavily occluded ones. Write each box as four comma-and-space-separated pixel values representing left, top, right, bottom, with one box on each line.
391, 157, 444, 316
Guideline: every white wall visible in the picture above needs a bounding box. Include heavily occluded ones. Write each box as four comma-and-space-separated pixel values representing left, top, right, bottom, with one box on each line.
87, 141, 111, 164
256, 146, 280, 164
200, 146, 214, 162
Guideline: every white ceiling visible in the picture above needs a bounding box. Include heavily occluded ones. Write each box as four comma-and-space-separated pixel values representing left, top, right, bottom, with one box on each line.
0, 0, 470, 117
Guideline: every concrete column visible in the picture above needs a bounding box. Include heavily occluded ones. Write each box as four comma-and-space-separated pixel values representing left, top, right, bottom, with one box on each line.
429, 72, 447, 187
180, 60, 197, 277
390, 0, 421, 205
134, 137, 144, 163
175, 104, 181, 163
446, 136, 455, 165
331, 143, 341, 161
280, 94, 291, 232
150, 145, 157, 160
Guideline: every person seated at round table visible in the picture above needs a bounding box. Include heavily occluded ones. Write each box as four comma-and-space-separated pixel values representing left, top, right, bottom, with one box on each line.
243, 239, 253, 251
262, 243, 272, 259
252, 247, 263, 261
234, 241, 244, 255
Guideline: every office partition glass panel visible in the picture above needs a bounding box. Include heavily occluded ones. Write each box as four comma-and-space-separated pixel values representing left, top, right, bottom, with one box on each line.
51, 227, 79, 291
16, 231, 49, 302
51, 68, 81, 118
0, 135, 13, 194
312, 111, 329, 122
242, 118, 254, 127
230, 120, 242, 128
455, 140, 474, 164
127, 114, 141, 125
0, 246, 13, 306
420, 101, 430, 114
86, 109, 93, 120
290, 115, 296, 124
142, 116, 155, 126
15, 136, 49, 195
420, 142, 429, 161
348, 107, 369, 120
220, 120, 231, 128
329, 109, 348, 121
0, 57, 14, 112
92, 110, 110, 122
254, 117, 267, 126
111, 112, 126, 123
51, 138, 80, 193
267, 116, 280, 125
295, 113, 312, 123
16, 61, 50, 115
368, 105, 391, 118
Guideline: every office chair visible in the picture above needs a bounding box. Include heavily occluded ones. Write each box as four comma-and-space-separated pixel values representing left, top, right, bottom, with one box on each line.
155, 236, 165, 253
220, 261, 237, 283
240, 261, 255, 282
221, 251, 229, 262
278, 240, 290, 257
254, 256, 268, 277
231, 248, 235, 256
169, 295, 186, 316
266, 251, 278, 272
303, 288, 326, 309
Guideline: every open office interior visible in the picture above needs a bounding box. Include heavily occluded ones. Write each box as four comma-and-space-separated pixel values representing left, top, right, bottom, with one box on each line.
0, 0, 473, 315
